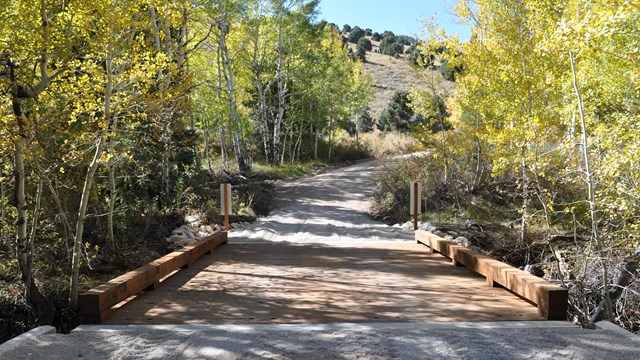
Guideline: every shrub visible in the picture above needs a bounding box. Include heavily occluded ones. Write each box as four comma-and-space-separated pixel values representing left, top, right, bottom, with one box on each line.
342, 24, 351, 33
380, 36, 404, 56
348, 26, 365, 43
378, 91, 429, 132
344, 109, 375, 135
356, 42, 366, 61
372, 32, 382, 41
357, 37, 372, 51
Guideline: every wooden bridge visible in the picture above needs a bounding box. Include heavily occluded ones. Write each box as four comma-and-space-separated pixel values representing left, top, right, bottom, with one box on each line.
79, 230, 567, 325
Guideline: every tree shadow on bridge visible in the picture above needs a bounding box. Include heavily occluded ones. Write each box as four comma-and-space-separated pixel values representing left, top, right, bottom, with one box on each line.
104, 242, 542, 325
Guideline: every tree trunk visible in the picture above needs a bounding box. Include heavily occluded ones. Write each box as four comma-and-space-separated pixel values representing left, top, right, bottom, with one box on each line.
13, 135, 29, 284
355, 114, 360, 152
161, 131, 171, 202
280, 126, 288, 165
218, 6, 250, 174
107, 158, 116, 249
203, 117, 213, 174
440, 114, 449, 184
43, 173, 74, 260
520, 145, 528, 246
27, 177, 43, 295
5, 0, 55, 325
150, 6, 174, 204
0, 178, 5, 243
71, 50, 113, 308
69, 133, 106, 309
328, 117, 334, 162
215, 44, 228, 172
272, 3, 288, 165
294, 122, 304, 163
219, 127, 229, 171
570, 50, 614, 324
249, 6, 274, 164
314, 126, 318, 161
471, 116, 483, 193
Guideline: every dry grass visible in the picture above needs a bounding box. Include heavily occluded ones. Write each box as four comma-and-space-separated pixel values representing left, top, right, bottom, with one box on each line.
360, 131, 418, 159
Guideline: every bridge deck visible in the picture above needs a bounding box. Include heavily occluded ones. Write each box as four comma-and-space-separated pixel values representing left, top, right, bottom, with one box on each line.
106, 241, 543, 324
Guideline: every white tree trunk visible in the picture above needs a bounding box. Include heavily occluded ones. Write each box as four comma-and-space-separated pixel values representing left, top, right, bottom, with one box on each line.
107, 158, 116, 249
570, 50, 614, 324
70, 51, 113, 309
218, 3, 250, 173
69, 133, 106, 309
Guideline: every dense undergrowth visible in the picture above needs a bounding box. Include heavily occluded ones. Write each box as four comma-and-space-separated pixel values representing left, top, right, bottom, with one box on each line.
372, 152, 640, 335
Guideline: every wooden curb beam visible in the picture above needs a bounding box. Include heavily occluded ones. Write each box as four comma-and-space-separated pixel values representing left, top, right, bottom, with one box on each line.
78, 232, 228, 324
415, 230, 568, 320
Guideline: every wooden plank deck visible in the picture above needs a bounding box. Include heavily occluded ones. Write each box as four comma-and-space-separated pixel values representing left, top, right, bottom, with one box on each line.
104, 241, 544, 324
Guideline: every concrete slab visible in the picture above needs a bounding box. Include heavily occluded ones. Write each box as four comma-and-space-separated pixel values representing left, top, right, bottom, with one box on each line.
2, 322, 638, 359
76, 321, 577, 333
0, 326, 56, 356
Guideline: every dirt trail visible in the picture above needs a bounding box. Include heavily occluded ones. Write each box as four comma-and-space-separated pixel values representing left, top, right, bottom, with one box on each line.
231, 160, 413, 243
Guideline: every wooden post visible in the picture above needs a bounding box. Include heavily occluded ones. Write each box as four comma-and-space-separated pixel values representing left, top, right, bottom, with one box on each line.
221, 183, 231, 231
410, 182, 421, 230
413, 182, 418, 230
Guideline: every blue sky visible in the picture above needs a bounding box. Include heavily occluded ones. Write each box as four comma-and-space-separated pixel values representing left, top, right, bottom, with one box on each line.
317, 0, 470, 41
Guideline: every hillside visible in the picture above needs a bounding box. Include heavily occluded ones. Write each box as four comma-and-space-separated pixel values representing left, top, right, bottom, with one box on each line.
348, 38, 455, 121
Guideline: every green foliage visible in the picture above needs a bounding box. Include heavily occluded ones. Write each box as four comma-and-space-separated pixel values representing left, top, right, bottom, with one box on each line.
411, 93, 449, 132
403, 0, 640, 332
378, 91, 427, 132
342, 24, 351, 33
348, 26, 365, 43
356, 41, 367, 62
397, 35, 414, 46
408, 43, 435, 68
0, 0, 375, 330
439, 59, 462, 81
357, 37, 372, 51
379, 35, 405, 56
354, 109, 375, 134
371, 32, 382, 41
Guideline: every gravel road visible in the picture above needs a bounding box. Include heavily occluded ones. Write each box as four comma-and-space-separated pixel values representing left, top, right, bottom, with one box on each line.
229, 160, 414, 243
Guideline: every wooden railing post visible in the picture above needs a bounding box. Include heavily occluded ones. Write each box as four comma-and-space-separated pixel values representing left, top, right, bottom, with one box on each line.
221, 183, 231, 231
410, 181, 421, 231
